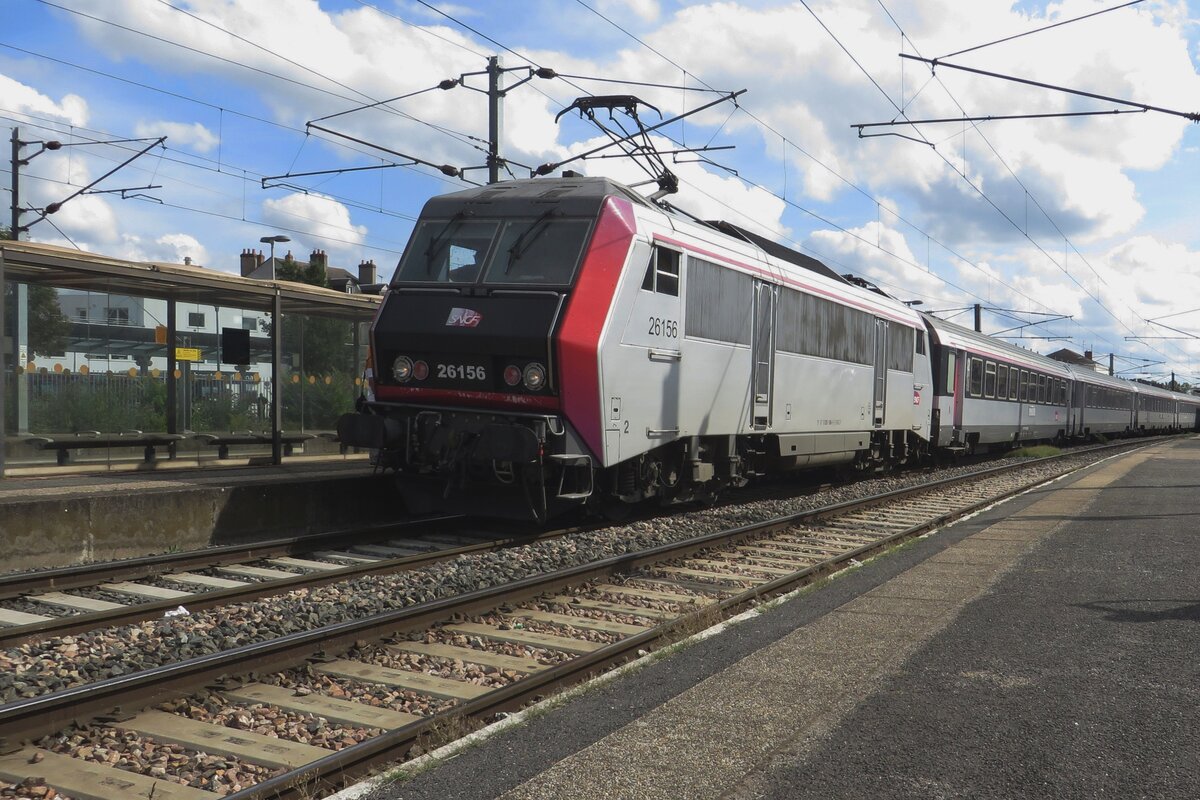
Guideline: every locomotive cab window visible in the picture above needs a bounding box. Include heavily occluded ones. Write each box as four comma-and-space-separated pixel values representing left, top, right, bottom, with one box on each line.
642, 246, 680, 296
484, 216, 591, 285
394, 215, 591, 286
394, 219, 500, 284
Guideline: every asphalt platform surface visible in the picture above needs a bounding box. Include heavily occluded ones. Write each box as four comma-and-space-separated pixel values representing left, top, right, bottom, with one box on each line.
362, 436, 1200, 800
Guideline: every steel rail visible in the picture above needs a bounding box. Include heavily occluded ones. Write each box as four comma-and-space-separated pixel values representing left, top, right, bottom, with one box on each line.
0, 517, 460, 600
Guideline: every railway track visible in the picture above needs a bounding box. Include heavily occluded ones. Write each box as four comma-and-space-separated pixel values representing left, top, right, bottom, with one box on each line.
0, 517, 555, 648
0, 440, 1149, 800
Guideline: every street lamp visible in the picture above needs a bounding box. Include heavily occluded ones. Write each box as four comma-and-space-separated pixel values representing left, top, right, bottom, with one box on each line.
259, 234, 290, 280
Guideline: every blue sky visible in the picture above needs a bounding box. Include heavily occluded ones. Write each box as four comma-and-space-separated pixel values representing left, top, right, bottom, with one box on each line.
5, 0, 1200, 383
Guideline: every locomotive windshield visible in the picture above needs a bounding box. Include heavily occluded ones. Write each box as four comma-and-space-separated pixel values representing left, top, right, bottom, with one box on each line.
393, 215, 591, 287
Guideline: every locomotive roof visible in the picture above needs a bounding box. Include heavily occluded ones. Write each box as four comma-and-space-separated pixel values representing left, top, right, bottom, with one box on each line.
701, 220, 848, 284
418, 176, 655, 218
419, 177, 856, 286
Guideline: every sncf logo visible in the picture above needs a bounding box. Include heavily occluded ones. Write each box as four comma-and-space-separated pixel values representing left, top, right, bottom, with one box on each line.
445, 307, 483, 328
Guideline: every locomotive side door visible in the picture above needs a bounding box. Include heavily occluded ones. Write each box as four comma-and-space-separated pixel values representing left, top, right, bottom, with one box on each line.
751, 281, 778, 430
872, 318, 888, 427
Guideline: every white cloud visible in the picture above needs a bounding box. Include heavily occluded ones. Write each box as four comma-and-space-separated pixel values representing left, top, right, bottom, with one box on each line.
806, 219, 951, 304
598, 0, 661, 24
0, 72, 88, 125
133, 121, 218, 153
23, 157, 119, 245
261, 192, 368, 255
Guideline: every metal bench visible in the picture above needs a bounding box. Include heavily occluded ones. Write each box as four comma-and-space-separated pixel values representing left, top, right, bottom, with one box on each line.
193, 431, 316, 459
27, 431, 184, 465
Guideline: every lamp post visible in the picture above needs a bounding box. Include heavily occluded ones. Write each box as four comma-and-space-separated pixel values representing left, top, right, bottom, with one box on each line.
259, 234, 290, 280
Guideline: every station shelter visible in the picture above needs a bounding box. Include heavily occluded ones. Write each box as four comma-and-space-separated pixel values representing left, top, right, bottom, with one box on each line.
0, 240, 380, 476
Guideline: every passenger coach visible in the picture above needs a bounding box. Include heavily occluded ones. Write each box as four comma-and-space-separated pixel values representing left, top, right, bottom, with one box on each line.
923, 316, 1070, 451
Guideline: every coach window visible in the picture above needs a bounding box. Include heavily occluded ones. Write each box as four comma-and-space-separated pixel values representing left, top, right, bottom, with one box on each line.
1018, 370, 1027, 401
642, 246, 680, 296
997, 365, 1009, 400
984, 362, 996, 398
968, 357, 983, 397
916, 333, 926, 356
946, 352, 956, 393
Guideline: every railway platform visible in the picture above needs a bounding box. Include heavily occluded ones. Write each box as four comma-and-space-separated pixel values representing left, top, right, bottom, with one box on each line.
0, 457, 402, 571
360, 436, 1200, 800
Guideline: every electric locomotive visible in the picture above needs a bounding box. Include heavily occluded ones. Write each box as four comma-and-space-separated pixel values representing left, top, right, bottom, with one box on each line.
338, 176, 935, 520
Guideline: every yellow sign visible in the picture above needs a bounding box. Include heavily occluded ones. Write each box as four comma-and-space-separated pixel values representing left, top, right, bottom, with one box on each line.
175, 347, 201, 362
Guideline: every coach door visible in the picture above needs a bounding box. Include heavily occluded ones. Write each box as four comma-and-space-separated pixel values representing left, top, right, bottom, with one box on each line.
751, 281, 777, 429
872, 318, 888, 427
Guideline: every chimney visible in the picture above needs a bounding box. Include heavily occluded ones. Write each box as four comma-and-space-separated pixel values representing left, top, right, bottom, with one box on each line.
358, 259, 377, 286
1084, 349, 1093, 361
309, 249, 328, 270
239, 248, 263, 277
183, 256, 192, 266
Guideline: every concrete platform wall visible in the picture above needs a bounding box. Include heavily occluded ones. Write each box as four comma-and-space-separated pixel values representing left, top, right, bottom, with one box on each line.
1, 471, 401, 570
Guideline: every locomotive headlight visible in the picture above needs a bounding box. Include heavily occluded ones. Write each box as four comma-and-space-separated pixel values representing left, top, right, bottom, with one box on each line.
523, 362, 547, 391
503, 365, 522, 387
392, 355, 414, 382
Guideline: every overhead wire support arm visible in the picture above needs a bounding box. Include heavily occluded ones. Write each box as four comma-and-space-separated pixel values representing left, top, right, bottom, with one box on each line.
307, 83, 457, 126
898, 54, 1200, 122
304, 122, 469, 181
86, 184, 164, 203
853, 108, 1146, 132
261, 161, 419, 190
18, 135, 166, 232
989, 313, 1072, 336
1124, 319, 1200, 341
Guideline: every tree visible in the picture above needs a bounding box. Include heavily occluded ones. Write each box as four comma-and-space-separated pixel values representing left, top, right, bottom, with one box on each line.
4, 283, 70, 359
267, 252, 354, 376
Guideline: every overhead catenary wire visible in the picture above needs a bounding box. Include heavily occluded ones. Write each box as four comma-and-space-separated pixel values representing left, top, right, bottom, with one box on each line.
31, 1, 484, 150
0, 43, 469, 193
936, 0, 1142, 62
1, 110, 423, 226
576, 0, 1188, 375
873, 0, 1191, 371
571, 0, 1049, 317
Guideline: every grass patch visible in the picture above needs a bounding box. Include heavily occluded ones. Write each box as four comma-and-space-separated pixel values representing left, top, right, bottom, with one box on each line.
1010, 444, 1061, 458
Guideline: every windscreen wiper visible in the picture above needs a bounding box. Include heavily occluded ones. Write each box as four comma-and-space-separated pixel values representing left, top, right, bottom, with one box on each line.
423, 211, 467, 273
505, 209, 558, 273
